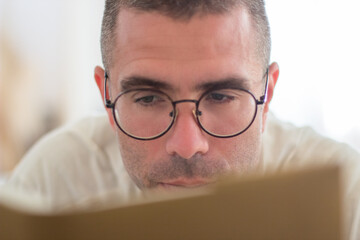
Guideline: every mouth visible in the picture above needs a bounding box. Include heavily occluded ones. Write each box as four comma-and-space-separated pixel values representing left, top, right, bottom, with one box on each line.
158, 179, 213, 189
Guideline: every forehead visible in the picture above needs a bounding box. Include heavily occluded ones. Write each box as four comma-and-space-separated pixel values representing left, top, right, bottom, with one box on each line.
110, 7, 261, 92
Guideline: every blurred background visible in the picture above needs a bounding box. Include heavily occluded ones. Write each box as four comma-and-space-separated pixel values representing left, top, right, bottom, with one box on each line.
0, 0, 359, 181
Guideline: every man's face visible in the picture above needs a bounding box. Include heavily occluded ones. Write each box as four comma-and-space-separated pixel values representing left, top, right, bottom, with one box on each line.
97, 7, 277, 190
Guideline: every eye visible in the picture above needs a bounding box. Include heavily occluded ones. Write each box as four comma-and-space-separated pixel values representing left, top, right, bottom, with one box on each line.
135, 95, 165, 106
210, 93, 227, 101
205, 91, 235, 103
135, 95, 156, 104
132, 90, 167, 107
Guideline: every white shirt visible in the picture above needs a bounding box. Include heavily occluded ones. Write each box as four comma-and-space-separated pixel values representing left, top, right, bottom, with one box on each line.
5, 113, 360, 239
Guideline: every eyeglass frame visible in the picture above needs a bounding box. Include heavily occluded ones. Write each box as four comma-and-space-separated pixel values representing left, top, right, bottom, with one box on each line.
104, 68, 269, 140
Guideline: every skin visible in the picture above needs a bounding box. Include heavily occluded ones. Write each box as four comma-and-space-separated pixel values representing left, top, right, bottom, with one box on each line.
94, 7, 279, 191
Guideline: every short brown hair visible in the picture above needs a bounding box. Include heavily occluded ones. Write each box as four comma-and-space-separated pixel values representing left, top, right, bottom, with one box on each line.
101, 0, 271, 71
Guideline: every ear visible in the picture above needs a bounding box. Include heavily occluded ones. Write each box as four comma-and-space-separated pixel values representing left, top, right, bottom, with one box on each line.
94, 66, 115, 130
262, 62, 279, 132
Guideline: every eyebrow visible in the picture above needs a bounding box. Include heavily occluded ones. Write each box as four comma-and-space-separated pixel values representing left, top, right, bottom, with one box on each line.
120, 76, 173, 91
120, 75, 251, 93
194, 77, 251, 92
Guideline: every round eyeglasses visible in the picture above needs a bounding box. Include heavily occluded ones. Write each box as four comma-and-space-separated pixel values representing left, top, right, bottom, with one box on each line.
104, 70, 269, 140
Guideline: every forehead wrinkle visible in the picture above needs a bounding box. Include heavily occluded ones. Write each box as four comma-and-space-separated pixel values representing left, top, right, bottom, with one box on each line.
115, 41, 235, 70
113, 9, 255, 68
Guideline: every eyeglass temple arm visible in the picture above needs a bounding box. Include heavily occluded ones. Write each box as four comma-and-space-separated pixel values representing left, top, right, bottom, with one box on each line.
257, 68, 269, 105
104, 72, 114, 108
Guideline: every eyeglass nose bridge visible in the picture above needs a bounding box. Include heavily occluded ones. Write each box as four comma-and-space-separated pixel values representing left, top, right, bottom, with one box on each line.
169, 99, 202, 119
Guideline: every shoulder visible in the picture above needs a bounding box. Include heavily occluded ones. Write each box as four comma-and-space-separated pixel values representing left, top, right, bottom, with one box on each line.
13, 114, 116, 171
263, 113, 360, 169
6, 114, 133, 208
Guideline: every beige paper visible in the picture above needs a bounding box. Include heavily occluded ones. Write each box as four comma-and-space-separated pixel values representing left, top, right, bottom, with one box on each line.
0, 165, 342, 240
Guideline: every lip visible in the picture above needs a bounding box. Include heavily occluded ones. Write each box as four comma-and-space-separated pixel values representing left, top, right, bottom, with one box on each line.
159, 179, 212, 188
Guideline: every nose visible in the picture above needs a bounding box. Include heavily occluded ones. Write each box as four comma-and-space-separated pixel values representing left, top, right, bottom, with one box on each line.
165, 103, 209, 159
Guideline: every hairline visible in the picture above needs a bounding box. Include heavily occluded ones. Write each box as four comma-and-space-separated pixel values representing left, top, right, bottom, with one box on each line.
101, 4, 270, 73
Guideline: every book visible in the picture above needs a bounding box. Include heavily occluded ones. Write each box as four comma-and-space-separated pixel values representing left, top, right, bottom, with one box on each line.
0, 165, 342, 240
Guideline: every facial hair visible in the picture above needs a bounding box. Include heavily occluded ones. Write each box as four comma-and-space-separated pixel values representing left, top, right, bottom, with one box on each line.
117, 110, 263, 190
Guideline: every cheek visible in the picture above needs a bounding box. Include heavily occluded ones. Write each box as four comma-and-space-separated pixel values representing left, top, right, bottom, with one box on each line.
210, 115, 263, 172
116, 132, 147, 184
116, 131, 166, 186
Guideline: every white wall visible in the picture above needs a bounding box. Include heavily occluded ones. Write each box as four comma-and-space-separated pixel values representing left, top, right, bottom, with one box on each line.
0, 0, 105, 171
267, 0, 360, 150
1, 0, 105, 121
